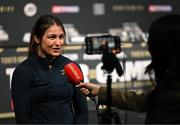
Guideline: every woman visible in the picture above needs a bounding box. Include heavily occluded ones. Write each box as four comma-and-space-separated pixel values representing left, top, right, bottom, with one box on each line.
11, 15, 88, 124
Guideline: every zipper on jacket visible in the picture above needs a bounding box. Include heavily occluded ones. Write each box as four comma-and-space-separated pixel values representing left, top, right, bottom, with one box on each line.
49, 65, 52, 70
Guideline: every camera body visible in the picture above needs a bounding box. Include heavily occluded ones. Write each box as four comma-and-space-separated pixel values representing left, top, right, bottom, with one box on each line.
85, 34, 121, 54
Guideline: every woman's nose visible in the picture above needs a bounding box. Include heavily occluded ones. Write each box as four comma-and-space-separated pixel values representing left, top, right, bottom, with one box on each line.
54, 39, 62, 46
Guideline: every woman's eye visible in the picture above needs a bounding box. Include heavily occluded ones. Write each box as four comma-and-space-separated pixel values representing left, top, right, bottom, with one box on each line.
59, 35, 65, 40
48, 35, 56, 39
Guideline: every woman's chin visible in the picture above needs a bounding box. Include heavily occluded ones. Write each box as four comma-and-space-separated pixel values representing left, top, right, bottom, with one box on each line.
51, 53, 61, 57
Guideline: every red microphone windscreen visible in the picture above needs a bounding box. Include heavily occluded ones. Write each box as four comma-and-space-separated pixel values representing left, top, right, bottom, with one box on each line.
64, 63, 83, 85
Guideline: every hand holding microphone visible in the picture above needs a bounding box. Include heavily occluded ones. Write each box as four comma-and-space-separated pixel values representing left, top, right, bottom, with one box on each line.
77, 83, 100, 96
64, 62, 96, 101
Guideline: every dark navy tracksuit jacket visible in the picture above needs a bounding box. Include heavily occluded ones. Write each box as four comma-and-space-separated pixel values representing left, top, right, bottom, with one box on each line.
11, 54, 88, 124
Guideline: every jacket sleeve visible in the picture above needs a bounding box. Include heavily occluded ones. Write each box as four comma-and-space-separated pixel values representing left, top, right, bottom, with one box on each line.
11, 66, 37, 123
98, 86, 151, 112
72, 86, 89, 124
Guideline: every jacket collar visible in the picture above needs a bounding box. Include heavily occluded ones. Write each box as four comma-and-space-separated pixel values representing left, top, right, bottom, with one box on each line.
35, 54, 63, 69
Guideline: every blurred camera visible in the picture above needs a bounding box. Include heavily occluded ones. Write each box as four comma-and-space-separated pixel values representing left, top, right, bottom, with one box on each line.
85, 34, 121, 54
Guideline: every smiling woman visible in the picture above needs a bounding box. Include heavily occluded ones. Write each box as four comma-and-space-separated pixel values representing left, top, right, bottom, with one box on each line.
11, 15, 88, 124
28, 15, 66, 57
36, 24, 65, 57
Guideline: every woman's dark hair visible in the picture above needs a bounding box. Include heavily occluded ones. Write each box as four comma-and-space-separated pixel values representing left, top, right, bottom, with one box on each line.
28, 15, 66, 57
147, 14, 180, 84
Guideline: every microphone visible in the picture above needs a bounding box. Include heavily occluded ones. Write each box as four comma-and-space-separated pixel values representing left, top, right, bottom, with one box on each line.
64, 62, 83, 85
64, 62, 95, 101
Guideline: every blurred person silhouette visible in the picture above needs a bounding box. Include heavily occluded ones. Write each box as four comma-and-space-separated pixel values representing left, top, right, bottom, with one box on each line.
11, 15, 88, 124
77, 14, 180, 124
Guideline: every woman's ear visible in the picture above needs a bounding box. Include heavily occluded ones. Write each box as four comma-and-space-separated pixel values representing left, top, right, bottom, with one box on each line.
34, 36, 40, 44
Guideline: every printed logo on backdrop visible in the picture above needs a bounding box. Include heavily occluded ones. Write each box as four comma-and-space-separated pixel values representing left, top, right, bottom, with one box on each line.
23, 32, 31, 43
0, 25, 9, 42
51, 5, 80, 14
0, 5, 15, 13
148, 5, 172, 12
93, 3, 105, 16
24, 2, 37, 17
